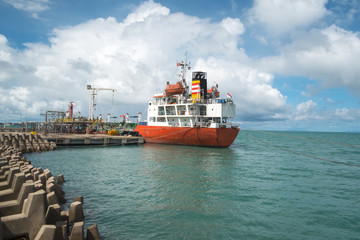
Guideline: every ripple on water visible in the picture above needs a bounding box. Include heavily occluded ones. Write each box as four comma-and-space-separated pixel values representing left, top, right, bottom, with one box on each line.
25, 132, 360, 239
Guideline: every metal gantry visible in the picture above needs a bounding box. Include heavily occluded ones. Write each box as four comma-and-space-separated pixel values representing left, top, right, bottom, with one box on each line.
87, 85, 117, 120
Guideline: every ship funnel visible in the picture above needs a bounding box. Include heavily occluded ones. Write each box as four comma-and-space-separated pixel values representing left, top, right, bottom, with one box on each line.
191, 72, 207, 101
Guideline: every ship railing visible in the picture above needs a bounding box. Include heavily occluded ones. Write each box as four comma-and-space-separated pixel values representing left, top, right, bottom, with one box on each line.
183, 99, 234, 105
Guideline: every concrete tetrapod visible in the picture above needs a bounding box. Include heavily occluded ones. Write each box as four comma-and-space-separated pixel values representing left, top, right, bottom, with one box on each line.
1, 133, 101, 239
0, 167, 20, 189
86, 224, 101, 240
0, 181, 35, 216
69, 221, 84, 240
47, 191, 60, 206
0, 172, 26, 202
0, 166, 11, 181
69, 201, 85, 223
57, 174, 65, 184
45, 204, 61, 225
55, 221, 67, 240
34, 224, 57, 240
0, 189, 46, 240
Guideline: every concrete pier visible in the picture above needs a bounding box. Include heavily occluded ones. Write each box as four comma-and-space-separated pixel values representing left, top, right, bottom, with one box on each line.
43, 133, 144, 146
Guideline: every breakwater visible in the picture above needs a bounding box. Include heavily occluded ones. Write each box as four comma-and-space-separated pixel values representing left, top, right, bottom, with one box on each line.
0, 132, 100, 240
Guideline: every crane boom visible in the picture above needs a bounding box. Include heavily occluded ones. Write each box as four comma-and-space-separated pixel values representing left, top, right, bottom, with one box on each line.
87, 85, 117, 120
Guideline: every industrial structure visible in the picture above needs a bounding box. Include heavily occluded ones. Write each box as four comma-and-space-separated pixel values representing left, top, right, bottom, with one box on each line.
87, 85, 117, 121
1, 84, 144, 137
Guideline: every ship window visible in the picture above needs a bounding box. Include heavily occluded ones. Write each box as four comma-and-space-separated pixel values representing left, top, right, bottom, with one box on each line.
158, 117, 166, 122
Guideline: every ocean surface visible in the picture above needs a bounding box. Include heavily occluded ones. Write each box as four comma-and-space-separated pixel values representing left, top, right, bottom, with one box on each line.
25, 130, 360, 240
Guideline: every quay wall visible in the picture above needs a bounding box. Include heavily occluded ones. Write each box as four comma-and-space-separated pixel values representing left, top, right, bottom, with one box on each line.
0, 132, 101, 240
44, 133, 144, 146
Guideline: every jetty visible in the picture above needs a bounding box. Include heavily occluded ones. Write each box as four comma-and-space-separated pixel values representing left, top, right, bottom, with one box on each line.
43, 133, 144, 146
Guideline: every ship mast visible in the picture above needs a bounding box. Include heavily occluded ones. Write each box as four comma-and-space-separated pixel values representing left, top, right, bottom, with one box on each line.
177, 51, 191, 97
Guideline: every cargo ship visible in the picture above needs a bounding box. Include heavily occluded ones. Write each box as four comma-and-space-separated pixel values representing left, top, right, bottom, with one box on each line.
135, 55, 240, 147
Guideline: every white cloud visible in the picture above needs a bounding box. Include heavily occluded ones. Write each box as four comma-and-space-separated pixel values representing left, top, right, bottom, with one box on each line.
220, 17, 245, 35
124, 0, 170, 24
249, 0, 328, 34
2, 0, 50, 17
295, 100, 319, 120
334, 108, 356, 120
2, 1, 283, 122
1, 0, 359, 132
194, 58, 288, 121
293, 100, 360, 122
258, 24, 360, 98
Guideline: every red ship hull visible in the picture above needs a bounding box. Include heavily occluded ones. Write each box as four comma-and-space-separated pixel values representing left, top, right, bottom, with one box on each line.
134, 125, 240, 148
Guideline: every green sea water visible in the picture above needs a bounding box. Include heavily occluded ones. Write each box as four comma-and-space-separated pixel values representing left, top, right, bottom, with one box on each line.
25, 131, 360, 239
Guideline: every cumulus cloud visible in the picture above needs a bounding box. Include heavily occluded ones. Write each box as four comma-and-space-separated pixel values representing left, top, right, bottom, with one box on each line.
334, 108, 357, 121
258, 24, 360, 98
2, 0, 51, 18
0, 35, 14, 62
295, 100, 319, 120
124, 0, 170, 24
220, 17, 245, 35
1, 1, 287, 122
249, 0, 328, 34
193, 58, 288, 121
288, 100, 360, 130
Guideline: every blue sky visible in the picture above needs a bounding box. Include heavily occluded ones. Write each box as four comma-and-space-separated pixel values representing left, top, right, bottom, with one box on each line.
0, 0, 359, 132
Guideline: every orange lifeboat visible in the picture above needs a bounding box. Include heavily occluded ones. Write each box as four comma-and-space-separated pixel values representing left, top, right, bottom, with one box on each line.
207, 86, 220, 98
165, 81, 185, 96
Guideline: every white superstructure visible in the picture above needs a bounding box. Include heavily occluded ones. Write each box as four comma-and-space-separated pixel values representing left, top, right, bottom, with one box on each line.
147, 96, 236, 129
